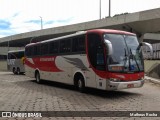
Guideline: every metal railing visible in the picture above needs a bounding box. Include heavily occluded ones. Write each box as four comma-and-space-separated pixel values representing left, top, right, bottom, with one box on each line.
142, 43, 160, 60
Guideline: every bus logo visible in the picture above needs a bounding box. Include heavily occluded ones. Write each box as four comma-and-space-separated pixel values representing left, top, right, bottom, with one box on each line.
2, 112, 11, 117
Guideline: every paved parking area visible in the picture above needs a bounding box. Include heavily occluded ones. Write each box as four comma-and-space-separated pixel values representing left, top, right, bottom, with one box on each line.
0, 72, 160, 120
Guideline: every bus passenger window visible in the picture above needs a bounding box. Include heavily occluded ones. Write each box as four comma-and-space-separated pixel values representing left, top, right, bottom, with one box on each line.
72, 37, 79, 52
41, 44, 49, 55
72, 36, 85, 53
34, 45, 41, 56
78, 36, 85, 52
49, 41, 59, 54
26, 46, 34, 57
60, 39, 71, 53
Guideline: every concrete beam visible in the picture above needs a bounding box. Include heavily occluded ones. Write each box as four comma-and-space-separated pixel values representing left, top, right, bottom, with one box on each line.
144, 33, 160, 40
0, 47, 24, 55
1, 8, 160, 46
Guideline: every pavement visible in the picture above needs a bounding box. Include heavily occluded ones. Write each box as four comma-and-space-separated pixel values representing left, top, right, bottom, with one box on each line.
145, 76, 160, 85
0, 72, 160, 120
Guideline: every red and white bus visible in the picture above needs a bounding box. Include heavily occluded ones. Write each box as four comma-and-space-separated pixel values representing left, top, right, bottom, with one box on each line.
25, 29, 152, 92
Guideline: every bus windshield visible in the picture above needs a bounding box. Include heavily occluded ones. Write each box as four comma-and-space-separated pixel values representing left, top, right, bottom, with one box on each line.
104, 34, 144, 73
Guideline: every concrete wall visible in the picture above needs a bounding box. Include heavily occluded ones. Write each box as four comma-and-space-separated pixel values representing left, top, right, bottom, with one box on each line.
0, 60, 7, 71
144, 60, 160, 79
0, 47, 24, 55
1, 8, 160, 45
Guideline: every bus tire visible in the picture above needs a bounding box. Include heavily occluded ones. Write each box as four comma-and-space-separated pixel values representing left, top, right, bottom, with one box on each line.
35, 71, 41, 84
13, 68, 17, 74
17, 68, 20, 75
74, 74, 85, 93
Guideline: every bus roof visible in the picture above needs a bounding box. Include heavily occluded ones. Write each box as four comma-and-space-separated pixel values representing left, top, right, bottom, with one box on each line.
87, 29, 136, 35
26, 31, 87, 47
25, 29, 135, 47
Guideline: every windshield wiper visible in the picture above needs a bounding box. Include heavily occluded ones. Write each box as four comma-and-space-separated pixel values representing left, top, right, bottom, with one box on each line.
123, 48, 128, 71
129, 48, 140, 71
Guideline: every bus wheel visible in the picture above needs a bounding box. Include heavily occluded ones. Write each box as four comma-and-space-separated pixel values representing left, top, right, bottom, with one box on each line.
13, 68, 17, 74
17, 68, 20, 75
35, 72, 41, 84
77, 76, 85, 93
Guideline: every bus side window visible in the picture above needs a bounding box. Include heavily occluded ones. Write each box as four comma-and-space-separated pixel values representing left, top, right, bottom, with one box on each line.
16, 51, 24, 59
34, 45, 38, 56
25, 47, 33, 57
30, 46, 34, 56
34, 45, 41, 56
78, 36, 85, 52
41, 43, 49, 55
60, 39, 71, 53
72, 37, 79, 52
87, 33, 105, 71
72, 36, 85, 53
49, 41, 59, 54
8, 53, 15, 59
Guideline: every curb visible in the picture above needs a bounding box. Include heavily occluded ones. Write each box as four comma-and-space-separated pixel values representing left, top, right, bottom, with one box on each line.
145, 76, 160, 85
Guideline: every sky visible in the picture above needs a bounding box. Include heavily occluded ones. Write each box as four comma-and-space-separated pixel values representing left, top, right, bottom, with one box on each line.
0, 0, 160, 38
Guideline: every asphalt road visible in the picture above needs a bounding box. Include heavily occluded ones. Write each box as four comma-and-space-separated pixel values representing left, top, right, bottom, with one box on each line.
0, 71, 160, 120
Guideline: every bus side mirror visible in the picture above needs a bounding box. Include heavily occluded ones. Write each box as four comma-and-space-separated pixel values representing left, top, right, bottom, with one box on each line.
104, 39, 113, 55
140, 42, 153, 56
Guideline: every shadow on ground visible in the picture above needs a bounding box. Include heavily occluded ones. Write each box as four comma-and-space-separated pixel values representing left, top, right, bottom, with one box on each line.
14, 78, 142, 99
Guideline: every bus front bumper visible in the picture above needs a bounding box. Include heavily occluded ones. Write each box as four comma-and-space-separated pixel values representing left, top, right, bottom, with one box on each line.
107, 79, 144, 90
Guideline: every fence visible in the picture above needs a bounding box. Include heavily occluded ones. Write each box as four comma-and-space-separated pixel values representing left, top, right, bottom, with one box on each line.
142, 43, 160, 60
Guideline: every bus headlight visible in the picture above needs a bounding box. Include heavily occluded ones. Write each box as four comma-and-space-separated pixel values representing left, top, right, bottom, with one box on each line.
110, 78, 121, 82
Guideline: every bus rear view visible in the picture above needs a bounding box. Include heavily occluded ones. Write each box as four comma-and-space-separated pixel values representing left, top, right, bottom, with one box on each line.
7, 50, 25, 75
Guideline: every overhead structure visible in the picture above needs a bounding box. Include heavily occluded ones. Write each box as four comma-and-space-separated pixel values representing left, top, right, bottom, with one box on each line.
0, 8, 160, 48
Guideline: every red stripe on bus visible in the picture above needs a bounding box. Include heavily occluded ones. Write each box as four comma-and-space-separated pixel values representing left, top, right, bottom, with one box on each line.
25, 56, 63, 72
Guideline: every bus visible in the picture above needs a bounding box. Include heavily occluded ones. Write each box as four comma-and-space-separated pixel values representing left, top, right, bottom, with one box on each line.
24, 29, 153, 92
7, 50, 25, 75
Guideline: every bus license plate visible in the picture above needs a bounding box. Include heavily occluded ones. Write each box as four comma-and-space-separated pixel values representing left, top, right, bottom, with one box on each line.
127, 84, 134, 88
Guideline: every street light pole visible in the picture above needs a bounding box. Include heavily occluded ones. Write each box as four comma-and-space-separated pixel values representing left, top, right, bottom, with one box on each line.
99, 0, 101, 19
39, 16, 43, 29
109, 0, 111, 17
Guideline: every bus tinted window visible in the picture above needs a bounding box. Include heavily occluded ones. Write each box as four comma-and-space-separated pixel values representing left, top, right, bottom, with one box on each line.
41, 43, 49, 55
16, 51, 24, 58
8, 53, 15, 59
78, 36, 85, 51
25, 46, 34, 57
72, 37, 79, 52
8, 51, 24, 59
34, 45, 38, 56
72, 35, 85, 52
33, 45, 41, 56
30, 46, 34, 56
49, 41, 59, 54
60, 39, 71, 53
25, 47, 29, 57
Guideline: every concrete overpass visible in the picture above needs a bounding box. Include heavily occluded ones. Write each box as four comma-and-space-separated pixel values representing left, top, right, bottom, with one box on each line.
0, 8, 160, 49
0, 8, 160, 78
